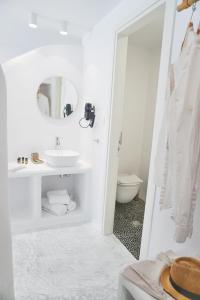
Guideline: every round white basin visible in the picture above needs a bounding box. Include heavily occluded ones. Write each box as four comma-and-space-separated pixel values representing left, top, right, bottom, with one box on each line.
44, 150, 80, 167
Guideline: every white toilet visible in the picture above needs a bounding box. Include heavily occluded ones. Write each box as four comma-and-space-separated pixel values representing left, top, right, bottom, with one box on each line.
116, 174, 143, 203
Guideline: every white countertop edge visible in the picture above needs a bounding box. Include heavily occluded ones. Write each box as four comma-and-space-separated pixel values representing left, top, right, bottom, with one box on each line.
8, 160, 91, 178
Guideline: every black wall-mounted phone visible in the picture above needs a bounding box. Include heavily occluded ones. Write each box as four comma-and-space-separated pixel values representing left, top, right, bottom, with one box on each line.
79, 103, 95, 128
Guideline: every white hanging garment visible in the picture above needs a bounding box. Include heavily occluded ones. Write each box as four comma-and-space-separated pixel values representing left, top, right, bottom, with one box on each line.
155, 25, 200, 243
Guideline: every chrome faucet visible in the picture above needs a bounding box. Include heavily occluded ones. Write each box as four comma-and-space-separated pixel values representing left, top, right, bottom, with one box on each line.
55, 136, 63, 149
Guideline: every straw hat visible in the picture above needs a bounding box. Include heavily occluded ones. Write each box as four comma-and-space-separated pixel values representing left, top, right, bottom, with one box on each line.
160, 257, 200, 300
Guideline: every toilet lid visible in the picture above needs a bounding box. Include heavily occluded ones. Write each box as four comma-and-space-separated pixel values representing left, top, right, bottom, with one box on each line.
118, 174, 143, 185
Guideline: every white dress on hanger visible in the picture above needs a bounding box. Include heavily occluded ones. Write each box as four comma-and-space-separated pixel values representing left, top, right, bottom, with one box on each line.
155, 25, 200, 242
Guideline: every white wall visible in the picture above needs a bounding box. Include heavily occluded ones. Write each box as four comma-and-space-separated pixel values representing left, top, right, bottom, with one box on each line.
119, 45, 150, 176
0, 67, 15, 299
119, 43, 161, 200
82, 0, 163, 229
3, 44, 83, 161
140, 49, 161, 200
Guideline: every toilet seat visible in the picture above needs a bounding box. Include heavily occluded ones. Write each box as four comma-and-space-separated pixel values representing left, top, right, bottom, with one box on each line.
118, 174, 143, 186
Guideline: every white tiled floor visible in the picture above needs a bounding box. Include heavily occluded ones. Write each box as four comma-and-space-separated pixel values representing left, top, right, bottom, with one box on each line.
13, 224, 134, 300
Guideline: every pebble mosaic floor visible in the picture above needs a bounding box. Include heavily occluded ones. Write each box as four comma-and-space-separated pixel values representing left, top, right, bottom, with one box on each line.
113, 197, 145, 259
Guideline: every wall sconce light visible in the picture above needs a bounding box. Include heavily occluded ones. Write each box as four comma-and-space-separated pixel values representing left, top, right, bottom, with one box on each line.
59, 21, 68, 36
29, 12, 38, 29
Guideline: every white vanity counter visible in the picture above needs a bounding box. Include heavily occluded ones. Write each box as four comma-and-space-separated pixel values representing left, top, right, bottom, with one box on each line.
8, 160, 91, 178
8, 160, 91, 234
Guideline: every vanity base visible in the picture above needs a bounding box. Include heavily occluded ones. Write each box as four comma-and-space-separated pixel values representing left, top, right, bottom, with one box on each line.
8, 161, 91, 234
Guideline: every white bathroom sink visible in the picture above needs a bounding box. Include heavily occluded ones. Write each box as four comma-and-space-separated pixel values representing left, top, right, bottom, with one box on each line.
44, 150, 80, 167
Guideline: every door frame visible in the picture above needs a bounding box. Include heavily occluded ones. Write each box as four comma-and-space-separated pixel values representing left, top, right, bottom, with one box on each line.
102, 0, 177, 259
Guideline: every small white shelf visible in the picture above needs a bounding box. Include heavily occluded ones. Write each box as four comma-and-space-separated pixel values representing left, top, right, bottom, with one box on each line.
8, 160, 91, 234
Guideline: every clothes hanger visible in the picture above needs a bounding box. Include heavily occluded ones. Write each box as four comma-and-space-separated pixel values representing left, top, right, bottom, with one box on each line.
177, 0, 199, 12
186, 1, 197, 28
189, 2, 200, 34
188, 0, 199, 5
177, 0, 200, 46
177, 0, 190, 11
180, 3, 197, 49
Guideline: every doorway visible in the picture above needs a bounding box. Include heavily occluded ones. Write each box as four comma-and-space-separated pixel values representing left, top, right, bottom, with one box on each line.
104, 3, 167, 259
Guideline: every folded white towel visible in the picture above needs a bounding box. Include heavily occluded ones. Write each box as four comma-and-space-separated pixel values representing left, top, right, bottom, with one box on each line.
67, 200, 77, 212
8, 162, 26, 172
47, 193, 71, 205
47, 189, 71, 205
42, 198, 67, 216
47, 190, 67, 196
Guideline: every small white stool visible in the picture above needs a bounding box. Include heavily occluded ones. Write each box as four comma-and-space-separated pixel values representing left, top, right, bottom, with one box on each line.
118, 274, 156, 300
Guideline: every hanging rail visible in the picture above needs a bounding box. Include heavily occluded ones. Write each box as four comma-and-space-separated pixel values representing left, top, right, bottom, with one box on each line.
177, 0, 199, 11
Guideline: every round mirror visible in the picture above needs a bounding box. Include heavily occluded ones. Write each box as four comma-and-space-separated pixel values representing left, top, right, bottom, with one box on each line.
37, 77, 78, 119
